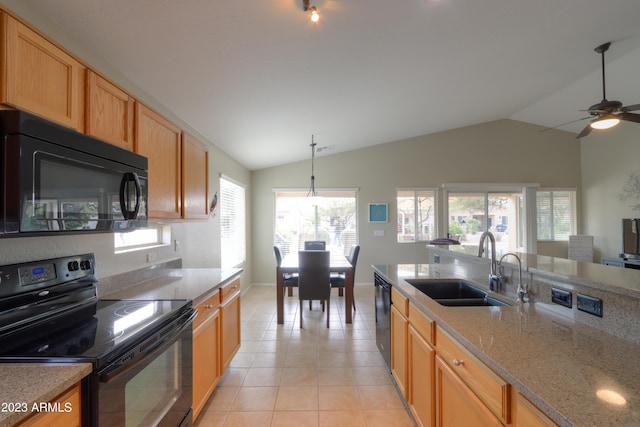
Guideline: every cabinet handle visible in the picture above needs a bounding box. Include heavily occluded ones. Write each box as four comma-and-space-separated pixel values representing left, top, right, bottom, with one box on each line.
205, 304, 214, 309
232, 285, 238, 290
453, 358, 464, 366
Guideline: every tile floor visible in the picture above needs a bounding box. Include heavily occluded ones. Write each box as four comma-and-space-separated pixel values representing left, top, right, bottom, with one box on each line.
194, 284, 416, 427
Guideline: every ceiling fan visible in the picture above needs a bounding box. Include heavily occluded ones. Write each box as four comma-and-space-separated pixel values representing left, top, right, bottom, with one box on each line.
574, 42, 640, 138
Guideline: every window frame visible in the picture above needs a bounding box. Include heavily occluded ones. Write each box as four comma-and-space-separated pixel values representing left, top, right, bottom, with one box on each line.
220, 174, 247, 268
396, 188, 438, 243
536, 189, 577, 242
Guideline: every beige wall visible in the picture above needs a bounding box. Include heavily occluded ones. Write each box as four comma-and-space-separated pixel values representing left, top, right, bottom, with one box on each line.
251, 119, 581, 284
581, 124, 640, 262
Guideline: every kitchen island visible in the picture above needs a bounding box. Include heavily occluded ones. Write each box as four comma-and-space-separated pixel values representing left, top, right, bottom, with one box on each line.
375, 261, 640, 427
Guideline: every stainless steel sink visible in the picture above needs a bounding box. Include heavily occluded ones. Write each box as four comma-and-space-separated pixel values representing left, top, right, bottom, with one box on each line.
405, 279, 510, 307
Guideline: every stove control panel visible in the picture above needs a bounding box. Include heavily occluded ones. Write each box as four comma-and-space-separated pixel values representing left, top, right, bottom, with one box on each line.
19, 263, 57, 286
0, 253, 96, 297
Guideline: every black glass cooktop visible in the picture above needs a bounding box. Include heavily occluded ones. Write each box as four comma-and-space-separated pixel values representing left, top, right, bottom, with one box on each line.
1, 299, 191, 364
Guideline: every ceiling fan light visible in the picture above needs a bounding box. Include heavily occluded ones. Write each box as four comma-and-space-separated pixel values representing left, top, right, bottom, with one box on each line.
590, 116, 620, 130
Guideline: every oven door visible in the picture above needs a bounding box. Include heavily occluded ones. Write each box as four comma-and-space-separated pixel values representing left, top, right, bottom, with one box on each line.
96, 309, 196, 427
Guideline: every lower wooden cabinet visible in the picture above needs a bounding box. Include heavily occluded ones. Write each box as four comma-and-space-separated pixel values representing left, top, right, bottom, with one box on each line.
435, 356, 503, 427
192, 293, 221, 421
16, 382, 81, 427
515, 393, 558, 427
408, 324, 435, 427
391, 304, 408, 399
220, 279, 241, 373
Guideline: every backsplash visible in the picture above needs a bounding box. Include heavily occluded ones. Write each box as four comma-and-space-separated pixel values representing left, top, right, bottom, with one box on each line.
98, 258, 182, 297
426, 247, 640, 344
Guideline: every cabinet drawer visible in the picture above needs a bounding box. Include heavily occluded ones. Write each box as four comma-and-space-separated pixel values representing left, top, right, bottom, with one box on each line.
194, 292, 220, 330
220, 278, 240, 303
436, 326, 510, 424
391, 287, 409, 317
408, 302, 435, 346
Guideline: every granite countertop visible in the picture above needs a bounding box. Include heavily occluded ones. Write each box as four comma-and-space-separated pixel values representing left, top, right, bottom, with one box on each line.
105, 267, 243, 304
373, 263, 640, 427
0, 363, 92, 427
442, 245, 640, 298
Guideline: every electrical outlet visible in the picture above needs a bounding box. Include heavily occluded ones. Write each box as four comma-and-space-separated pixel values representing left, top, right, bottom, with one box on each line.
577, 293, 603, 317
551, 288, 572, 308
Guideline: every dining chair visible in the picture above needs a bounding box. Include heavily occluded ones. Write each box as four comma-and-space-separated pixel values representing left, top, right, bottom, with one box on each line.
297, 250, 331, 328
330, 244, 360, 310
274, 246, 298, 297
304, 240, 326, 250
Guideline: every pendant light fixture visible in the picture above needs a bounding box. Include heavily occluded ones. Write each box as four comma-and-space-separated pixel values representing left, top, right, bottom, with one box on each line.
303, 0, 320, 22
307, 135, 322, 205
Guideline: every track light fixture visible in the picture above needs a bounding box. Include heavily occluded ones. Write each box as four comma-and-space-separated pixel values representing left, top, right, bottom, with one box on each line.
303, 0, 319, 22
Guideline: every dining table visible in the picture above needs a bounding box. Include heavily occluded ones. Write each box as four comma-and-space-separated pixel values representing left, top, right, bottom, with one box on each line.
276, 251, 355, 324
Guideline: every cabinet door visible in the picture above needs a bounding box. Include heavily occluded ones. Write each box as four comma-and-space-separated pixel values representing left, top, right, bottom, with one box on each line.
135, 103, 182, 218
435, 356, 503, 427
220, 292, 241, 372
1, 13, 85, 131
86, 70, 134, 150
391, 304, 408, 399
408, 324, 435, 427
17, 382, 82, 426
182, 133, 209, 219
516, 393, 558, 427
192, 307, 220, 421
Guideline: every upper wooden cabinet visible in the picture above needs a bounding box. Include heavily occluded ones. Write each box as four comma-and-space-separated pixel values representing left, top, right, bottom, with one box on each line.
0, 12, 85, 131
86, 70, 134, 150
182, 132, 209, 219
135, 103, 182, 219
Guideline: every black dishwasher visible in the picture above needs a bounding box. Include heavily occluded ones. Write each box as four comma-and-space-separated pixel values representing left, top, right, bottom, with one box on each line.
374, 272, 392, 370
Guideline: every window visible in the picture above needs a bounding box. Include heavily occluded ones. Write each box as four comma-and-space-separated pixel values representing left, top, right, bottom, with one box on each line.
220, 175, 246, 268
274, 189, 357, 258
536, 190, 576, 241
444, 185, 526, 254
114, 226, 170, 253
397, 189, 436, 242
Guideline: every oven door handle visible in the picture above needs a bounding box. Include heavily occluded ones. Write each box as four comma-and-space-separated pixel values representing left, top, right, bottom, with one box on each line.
99, 308, 197, 383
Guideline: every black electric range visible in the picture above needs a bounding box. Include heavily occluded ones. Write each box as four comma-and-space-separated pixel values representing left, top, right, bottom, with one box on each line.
0, 254, 196, 426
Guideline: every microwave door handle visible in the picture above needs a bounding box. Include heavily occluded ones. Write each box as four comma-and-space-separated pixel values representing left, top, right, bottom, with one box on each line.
119, 172, 141, 220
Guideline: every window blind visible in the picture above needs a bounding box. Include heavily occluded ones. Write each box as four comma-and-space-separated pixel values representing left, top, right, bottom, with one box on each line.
220, 176, 246, 268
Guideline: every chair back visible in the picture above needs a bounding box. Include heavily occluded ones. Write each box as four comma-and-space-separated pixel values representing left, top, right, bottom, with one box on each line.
348, 245, 360, 270
304, 240, 326, 250
274, 246, 284, 267
297, 250, 331, 301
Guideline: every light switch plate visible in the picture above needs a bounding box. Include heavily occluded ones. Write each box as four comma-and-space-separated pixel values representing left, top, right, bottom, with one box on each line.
374, 230, 384, 237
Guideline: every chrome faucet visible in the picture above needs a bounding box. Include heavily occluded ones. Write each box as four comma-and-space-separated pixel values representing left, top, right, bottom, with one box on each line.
477, 231, 499, 291
498, 252, 527, 304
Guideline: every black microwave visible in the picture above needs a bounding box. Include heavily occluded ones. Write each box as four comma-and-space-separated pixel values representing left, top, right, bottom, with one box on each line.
0, 110, 148, 236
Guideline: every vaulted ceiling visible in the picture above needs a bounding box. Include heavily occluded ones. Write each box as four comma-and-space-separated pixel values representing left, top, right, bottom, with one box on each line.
23, 0, 640, 170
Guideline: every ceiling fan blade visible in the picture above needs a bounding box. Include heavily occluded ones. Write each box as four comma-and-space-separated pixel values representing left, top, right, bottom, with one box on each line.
576, 124, 592, 139
620, 112, 640, 124
540, 116, 591, 133
622, 104, 640, 112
